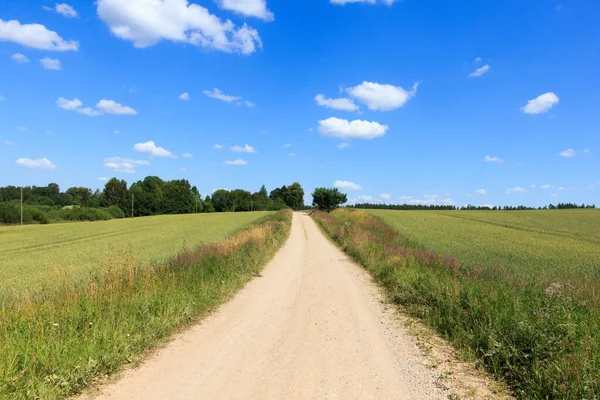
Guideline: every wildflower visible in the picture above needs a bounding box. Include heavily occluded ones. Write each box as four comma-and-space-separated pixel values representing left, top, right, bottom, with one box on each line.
53, 323, 59, 327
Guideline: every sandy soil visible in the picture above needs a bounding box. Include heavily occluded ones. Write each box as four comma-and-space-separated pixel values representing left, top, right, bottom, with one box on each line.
83, 213, 451, 399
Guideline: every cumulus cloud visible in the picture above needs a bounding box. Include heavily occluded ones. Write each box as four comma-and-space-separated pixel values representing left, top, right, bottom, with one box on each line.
103, 157, 150, 173
11, 53, 29, 63
318, 117, 388, 140
380, 193, 391, 200
559, 148, 575, 157
521, 92, 559, 114
334, 180, 362, 191
96, 0, 262, 55
203, 88, 242, 102
239, 100, 255, 108
15, 158, 56, 169
182, 153, 193, 158
231, 144, 256, 153
134, 141, 176, 158
484, 155, 504, 163
0, 19, 79, 51
473, 189, 488, 196
179, 92, 190, 101
505, 186, 526, 194
314, 94, 359, 111
337, 142, 350, 149
40, 57, 61, 70
346, 81, 418, 111
218, 0, 274, 21
44, 3, 78, 18
474, 56, 482, 63
224, 159, 248, 166
468, 64, 490, 78
213, 144, 224, 150
57, 97, 137, 116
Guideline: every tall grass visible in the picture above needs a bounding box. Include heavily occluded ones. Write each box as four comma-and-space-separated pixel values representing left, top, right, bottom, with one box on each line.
0, 210, 292, 399
312, 209, 600, 400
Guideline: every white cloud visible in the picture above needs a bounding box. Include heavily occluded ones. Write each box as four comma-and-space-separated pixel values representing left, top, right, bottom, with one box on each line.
334, 180, 362, 191
179, 92, 190, 101
337, 142, 350, 149
484, 155, 504, 163
0, 19, 79, 51
288, 152, 296, 157
231, 144, 256, 153
314, 94, 359, 111
468, 64, 490, 78
346, 81, 418, 111
96, 0, 262, 55
45, 3, 78, 18
57, 97, 136, 116
551, 193, 559, 197
0, 95, 5, 101
318, 117, 388, 140
583, 148, 590, 154
96, 99, 137, 115
218, 0, 274, 21
559, 148, 575, 157
134, 141, 176, 158
4, 140, 16, 146
203, 88, 242, 102
17, 126, 28, 131
357, 195, 374, 202
521, 92, 559, 114
15, 158, 56, 169
103, 157, 150, 173
380, 193, 391, 200
331, 0, 398, 5
224, 159, 248, 166
239, 100, 255, 107
541, 184, 556, 189
284, 143, 292, 148
180, 167, 187, 172
474, 56, 482, 63
11, 53, 29, 63
473, 189, 488, 196
97, 177, 109, 182
505, 186, 526, 195
40, 57, 61, 70
182, 153, 193, 158
114, 130, 120, 135
213, 144, 223, 150
397, 194, 454, 206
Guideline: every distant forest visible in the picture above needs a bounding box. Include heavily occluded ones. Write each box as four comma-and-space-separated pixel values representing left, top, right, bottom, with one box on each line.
349, 203, 597, 211
0, 178, 305, 225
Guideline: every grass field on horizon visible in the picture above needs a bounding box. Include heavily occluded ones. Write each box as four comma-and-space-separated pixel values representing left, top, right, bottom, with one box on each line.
0, 212, 270, 292
367, 209, 600, 295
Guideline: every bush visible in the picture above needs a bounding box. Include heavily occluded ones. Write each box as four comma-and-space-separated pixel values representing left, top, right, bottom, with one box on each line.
106, 205, 125, 219
0, 202, 20, 224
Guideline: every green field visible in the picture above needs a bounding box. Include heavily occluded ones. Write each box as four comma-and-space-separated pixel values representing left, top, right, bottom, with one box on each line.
367, 209, 600, 297
0, 212, 270, 292
313, 208, 600, 399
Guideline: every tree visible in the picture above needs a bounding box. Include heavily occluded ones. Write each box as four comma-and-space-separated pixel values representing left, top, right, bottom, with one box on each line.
102, 178, 129, 213
230, 189, 252, 211
312, 187, 348, 212
283, 182, 304, 210
212, 190, 231, 212
160, 179, 194, 214
252, 185, 269, 211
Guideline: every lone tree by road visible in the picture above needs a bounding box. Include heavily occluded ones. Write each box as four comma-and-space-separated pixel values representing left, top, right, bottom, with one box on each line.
312, 187, 348, 212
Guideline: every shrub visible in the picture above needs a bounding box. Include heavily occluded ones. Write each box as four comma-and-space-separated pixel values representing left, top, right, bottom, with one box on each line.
106, 205, 125, 219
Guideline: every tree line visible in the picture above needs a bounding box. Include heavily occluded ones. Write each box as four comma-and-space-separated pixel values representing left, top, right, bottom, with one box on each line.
349, 203, 596, 211
0, 178, 306, 224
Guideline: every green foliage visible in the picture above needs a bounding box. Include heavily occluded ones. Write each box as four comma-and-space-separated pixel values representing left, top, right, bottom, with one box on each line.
0, 202, 20, 224
313, 209, 600, 399
311, 187, 348, 212
269, 182, 305, 210
0, 210, 292, 399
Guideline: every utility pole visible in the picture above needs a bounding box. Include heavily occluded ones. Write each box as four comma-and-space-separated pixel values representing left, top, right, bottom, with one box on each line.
131, 192, 134, 218
20, 187, 23, 226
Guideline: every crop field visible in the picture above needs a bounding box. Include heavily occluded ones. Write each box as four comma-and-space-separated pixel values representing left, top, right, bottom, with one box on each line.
0, 212, 270, 292
367, 209, 600, 298
313, 208, 600, 399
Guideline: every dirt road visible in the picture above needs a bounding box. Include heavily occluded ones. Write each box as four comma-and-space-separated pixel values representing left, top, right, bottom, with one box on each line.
88, 213, 447, 399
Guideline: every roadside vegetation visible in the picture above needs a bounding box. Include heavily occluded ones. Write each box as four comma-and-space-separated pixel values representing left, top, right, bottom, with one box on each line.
312, 208, 600, 399
0, 210, 292, 399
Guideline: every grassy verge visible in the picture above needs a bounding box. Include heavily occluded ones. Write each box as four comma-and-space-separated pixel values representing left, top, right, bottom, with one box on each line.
312, 209, 599, 400
0, 210, 292, 399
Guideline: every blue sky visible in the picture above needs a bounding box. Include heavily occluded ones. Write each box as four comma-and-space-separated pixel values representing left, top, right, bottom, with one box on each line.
1, 0, 599, 207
